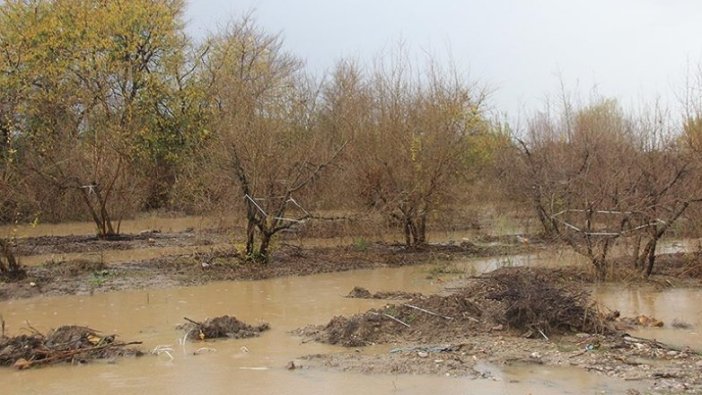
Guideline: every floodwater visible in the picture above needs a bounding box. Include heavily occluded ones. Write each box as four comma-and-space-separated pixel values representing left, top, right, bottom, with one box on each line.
2, 251, 679, 394
596, 286, 702, 352
0, 215, 698, 394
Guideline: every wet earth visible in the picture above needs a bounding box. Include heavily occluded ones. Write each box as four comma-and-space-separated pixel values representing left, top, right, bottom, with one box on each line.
1, 221, 702, 394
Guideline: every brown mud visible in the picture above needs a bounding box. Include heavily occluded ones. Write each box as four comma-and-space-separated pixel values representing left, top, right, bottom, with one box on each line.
0, 325, 143, 369
296, 267, 611, 347
0, 238, 536, 301
296, 267, 702, 394
178, 315, 270, 341
346, 286, 423, 300
11, 230, 212, 256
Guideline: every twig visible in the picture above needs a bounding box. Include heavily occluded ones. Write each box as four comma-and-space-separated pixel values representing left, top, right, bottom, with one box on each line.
26, 341, 142, 368
403, 304, 453, 320
383, 313, 410, 328
372, 312, 410, 328
24, 321, 44, 337
538, 328, 549, 341
183, 317, 203, 326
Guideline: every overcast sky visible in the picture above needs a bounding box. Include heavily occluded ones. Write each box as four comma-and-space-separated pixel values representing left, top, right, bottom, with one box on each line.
185, 0, 702, 118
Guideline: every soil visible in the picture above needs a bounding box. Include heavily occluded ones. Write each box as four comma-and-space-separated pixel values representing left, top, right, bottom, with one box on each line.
12, 230, 214, 256
3, 229, 702, 391
294, 267, 702, 394
178, 315, 270, 341
0, 325, 143, 369
301, 334, 702, 393
296, 267, 611, 347
346, 286, 423, 300
0, 234, 537, 301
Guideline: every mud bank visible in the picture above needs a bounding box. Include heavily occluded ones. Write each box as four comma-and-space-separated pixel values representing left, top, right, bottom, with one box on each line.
0, 240, 536, 301
296, 267, 702, 394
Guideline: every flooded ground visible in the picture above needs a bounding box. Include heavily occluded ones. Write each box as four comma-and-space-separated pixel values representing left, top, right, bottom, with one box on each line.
596, 286, 702, 351
4, 251, 688, 394
1, 216, 701, 393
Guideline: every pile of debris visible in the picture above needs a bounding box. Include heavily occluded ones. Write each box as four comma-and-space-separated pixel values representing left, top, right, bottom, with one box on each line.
346, 286, 423, 300
479, 267, 609, 335
0, 325, 142, 369
298, 267, 612, 347
179, 315, 270, 341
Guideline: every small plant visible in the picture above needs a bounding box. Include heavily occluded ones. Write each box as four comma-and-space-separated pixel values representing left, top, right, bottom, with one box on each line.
245, 250, 267, 263
352, 238, 369, 252
89, 270, 110, 287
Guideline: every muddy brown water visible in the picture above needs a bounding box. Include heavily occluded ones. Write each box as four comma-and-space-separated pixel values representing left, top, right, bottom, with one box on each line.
2, 250, 680, 394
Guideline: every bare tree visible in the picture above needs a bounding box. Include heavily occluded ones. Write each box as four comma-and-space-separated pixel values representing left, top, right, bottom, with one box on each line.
338, 53, 487, 247
512, 99, 647, 279
509, 95, 702, 279
204, 16, 346, 260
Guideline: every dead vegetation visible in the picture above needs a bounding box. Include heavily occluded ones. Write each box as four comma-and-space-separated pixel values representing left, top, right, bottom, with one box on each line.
346, 286, 423, 300
297, 267, 612, 347
0, 324, 142, 369
178, 315, 270, 341
481, 267, 610, 335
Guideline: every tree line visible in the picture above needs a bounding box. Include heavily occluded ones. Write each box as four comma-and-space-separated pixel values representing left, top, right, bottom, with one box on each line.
1, 1, 701, 279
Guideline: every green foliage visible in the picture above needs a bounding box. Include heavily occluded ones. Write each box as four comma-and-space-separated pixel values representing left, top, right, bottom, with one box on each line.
352, 237, 370, 252
89, 269, 110, 288
0, 0, 212, 227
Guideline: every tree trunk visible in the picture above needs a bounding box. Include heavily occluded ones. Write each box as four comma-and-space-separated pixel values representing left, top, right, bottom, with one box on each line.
245, 219, 256, 256
403, 217, 412, 247
259, 232, 272, 262
643, 238, 658, 278
93, 187, 115, 238
533, 198, 556, 238
593, 257, 607, 281
415, 212, 427, 246
636, 238, 655, 272
78, 187, 112, 239
0, 238, 24, 279
632, 234, 642, 269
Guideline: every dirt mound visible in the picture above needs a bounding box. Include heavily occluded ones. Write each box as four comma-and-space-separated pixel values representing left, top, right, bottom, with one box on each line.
297, 293, 485, 347
179, 316, 270, 340
0, 325, 142, 369
299, 267, 611, 347
346, 286, 423, 300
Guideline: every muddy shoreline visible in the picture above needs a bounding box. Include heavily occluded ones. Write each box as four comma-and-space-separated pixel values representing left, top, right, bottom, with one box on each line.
293, 268, 702, 394
2, 231, 702, 393
0, 233, 537, 301
2, 230, 701, 301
